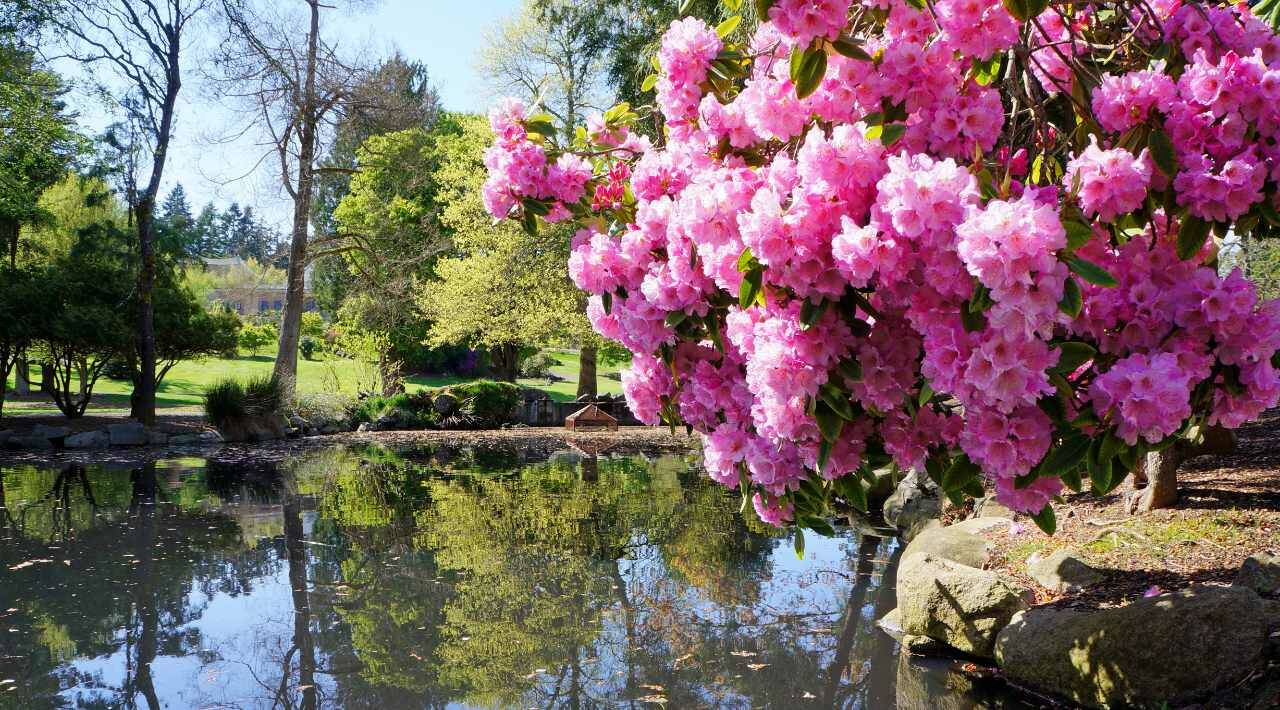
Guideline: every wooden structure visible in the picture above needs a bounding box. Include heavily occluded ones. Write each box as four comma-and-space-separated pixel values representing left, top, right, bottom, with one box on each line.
564, 404, 618, 431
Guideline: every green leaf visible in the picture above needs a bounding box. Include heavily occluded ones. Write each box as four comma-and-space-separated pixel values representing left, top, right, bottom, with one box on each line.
678, 0, 695, 15
1025, 0, 1049, 17
942, 456, 980, 493
1031, 504, 1057, 535
1002, 0, 1030, 21
600, 290, 612, 314
664, 311, 687, 328
819, 382, 854, 420
716, 15, 742, 38
904, 0, 925, 8
800, 298, 828, 328
1087, 438, 1115, 494
817, 438, 833, 475
520, 209, 538, 235
739, 269, 762, 309
805, 516, 837, 537
794, 526, 806, 559
1040, 434, 1091, 477
737, 246, 757, 272
524, 119, 557, 138
880, 123, 907, 146
843, 477, 869, 513
1066, 256, 1118, 287
1058, 277, 1083, 317
521, 198, 551, 216
1176, 215, 1212, 261
1064, 220, 1094, 250
973, 54, 1003, 86
1061, 465, 1083, 493
1051, 341, 1096, 374
918, 382, 934, 408
814, 402, 845, 443
790, 45, 827, 99
832, 36, 872, 61
640, 73, 658, 93
1148, 128, 1178, 178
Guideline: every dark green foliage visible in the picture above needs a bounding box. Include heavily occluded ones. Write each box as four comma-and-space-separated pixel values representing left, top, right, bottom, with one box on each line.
348, 380, 522, 430
300, 336, 319, 361
0, 264, 42, 417
203, 378, 246, 428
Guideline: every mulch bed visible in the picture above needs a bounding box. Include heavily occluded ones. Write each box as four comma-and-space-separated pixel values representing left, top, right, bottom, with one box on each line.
984, 408, 1280, 609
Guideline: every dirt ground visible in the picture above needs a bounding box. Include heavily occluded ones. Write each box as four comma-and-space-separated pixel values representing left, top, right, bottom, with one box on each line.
984, 408, 1280, 608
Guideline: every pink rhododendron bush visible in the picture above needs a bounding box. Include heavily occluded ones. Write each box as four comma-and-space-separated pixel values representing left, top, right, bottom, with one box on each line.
483, 0, 1280, 534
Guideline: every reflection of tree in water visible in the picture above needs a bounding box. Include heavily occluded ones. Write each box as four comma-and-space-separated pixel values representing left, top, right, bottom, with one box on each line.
0, 463, 243, 710
1, 446, 1003, 709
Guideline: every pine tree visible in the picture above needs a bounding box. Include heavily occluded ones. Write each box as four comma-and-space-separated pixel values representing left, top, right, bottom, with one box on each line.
156, 183, 195, 259
192, 202, 220, 256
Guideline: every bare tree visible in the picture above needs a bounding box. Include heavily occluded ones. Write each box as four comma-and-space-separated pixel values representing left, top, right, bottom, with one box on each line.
48, 0, 208, 424
210, 0, 371, 401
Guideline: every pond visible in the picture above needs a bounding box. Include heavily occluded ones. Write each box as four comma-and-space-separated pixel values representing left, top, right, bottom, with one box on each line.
0, 442, 1035, 709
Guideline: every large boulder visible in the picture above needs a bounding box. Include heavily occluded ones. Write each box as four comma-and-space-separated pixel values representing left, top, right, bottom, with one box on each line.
1026, 548, 1105, 593
1234, 552, 1280, 597
108, 422, 148, 446
883, 469, 942, 541
65, 430, 109, 450
994, 586, 1269, 708
896, 553, 1029, 658
32, 424, 70, 443
432, 392, 459, 416
901, 517, 1007, 569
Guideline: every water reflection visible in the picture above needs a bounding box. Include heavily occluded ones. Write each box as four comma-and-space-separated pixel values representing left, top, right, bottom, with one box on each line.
0, 444, 1029, 709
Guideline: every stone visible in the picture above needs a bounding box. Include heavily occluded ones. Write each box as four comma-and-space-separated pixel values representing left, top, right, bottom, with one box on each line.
901, 518, 1006, 569
1234, 552, 1280, 597
319, 422, 343, 435
994, 586, 1269, 709
197, 430, 223, 445
147, 430, 169, 446
972, 496, 1016, 519
432, 393, 459, 416
108, 422, 148, 446
357, 422, 373, 432
896, 654, 979, 710
883, 469, 942, 541
896, 554, 1028, 658
168, 434, 202, 446
901, 634, 947, 655
1027, 548, 1106, 593
8, 435, 52, 449
877, 608, 904, 639
64, 430, 109, 449
32, 424, 71, 442
288, 414, 307, 429
285, 427, 301, 438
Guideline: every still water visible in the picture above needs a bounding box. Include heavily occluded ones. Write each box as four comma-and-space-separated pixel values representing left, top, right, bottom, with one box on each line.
0, 442, 1032, 709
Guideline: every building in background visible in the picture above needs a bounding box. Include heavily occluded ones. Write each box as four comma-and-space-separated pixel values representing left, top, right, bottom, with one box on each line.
202, 257, 314, 315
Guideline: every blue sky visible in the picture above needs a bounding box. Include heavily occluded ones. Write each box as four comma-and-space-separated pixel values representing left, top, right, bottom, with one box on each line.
155, 0, 523, 228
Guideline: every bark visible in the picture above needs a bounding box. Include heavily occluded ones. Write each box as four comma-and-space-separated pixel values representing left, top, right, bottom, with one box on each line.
575, 344, 597, 400
39, 361, 53, 394
272, 0, 322, 403
14, 358, 29, 396
128, 464, 161, 710
490, 342, 520, 382
1127, 425, 1238, 514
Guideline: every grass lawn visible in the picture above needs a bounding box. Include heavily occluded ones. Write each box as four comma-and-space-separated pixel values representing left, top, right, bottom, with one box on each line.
4, 346, 627, 414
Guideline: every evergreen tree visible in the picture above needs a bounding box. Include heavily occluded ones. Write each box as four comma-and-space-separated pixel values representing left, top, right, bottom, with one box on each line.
156, 183, 195, 259
192, 202, 220, 256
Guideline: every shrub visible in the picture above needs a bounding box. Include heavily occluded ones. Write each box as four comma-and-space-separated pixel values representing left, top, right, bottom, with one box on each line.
300, 336, 319, 361
203, 379, 246, 428
519, 351, 561, 378
448, 380, 521, 428
238, 323, 277, 356
243, 376, 283, 416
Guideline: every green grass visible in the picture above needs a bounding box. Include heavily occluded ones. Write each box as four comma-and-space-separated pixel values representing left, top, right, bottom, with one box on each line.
4, 346, 628, 413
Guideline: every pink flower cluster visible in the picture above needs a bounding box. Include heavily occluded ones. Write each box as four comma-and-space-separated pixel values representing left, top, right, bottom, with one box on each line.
482, 3, 1280, 526
1065, 140, 1154, 222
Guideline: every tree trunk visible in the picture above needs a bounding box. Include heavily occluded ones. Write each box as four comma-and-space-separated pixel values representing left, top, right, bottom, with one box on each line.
134, 204, 158, 424
1127, 425, 1237, 514
14, 358, 29, 396
576, 344, 597, 400
490, 343, 519, 382
272, 0, 322, 404
40, 361, 54, 395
